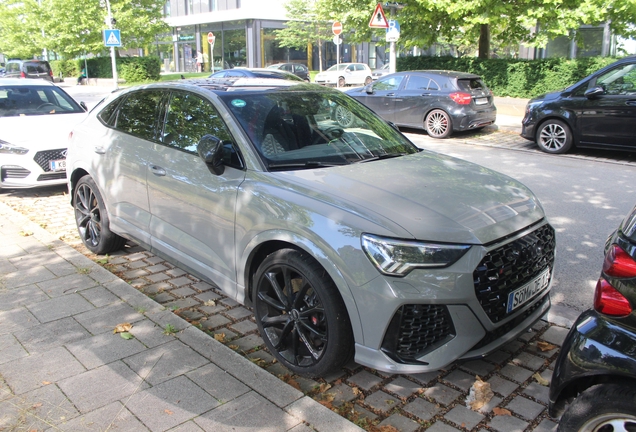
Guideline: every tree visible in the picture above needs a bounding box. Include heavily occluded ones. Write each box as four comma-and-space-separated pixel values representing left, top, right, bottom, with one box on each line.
275, 0, 332, 71
0, 0, 45, 58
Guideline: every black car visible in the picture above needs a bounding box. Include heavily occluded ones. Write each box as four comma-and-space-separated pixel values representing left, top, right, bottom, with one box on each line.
549, 204, 636, 431
522, 56, 636, 154
209, 68, 302, 81
344, 70, 496, 138
267, 63, 310, 81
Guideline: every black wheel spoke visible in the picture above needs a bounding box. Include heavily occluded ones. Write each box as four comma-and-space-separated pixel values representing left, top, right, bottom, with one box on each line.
265, 271, 289, 309
292, 278, 311, 309
257, 291, 286, 311
296, 322, 321, 360
297, 318, 326, 339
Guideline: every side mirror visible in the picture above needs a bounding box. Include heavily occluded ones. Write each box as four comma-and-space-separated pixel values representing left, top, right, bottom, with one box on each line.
197, 134, 225, 175
80, 101, 88, 111
584, 85, 605, 99
365, 84, 374, 94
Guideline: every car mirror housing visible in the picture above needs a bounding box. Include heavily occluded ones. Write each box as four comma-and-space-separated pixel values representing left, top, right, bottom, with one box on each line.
365, 84, 374, 94
197, 134, 225, 175
584, 85, 605, 99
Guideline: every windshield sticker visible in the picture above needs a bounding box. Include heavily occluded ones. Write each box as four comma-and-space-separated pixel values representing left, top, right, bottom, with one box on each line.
231, 99, 246, 108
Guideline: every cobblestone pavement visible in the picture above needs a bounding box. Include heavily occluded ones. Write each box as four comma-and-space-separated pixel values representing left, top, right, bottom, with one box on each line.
0, 129, 580, 432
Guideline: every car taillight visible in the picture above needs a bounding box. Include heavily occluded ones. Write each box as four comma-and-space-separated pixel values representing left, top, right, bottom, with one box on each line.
48, 69, 53, 77
594, 278, 632, 316
603, 244, 636, 277
449, 92, 472, 105
20, 71, 26, 78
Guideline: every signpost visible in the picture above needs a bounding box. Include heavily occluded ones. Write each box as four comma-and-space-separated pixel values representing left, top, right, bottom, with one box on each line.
368, 3, 389, 29
103, 0, 119, 89
332, 21, 343, 69
332, 21, 342, 36
207, 32, 215, 45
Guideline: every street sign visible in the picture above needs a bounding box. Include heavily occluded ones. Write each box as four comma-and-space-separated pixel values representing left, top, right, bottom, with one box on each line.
207, 32, 215, 45
386, 19, 400, 42
333, 35, 342, 45
332, 21, 342, 36
103, 29, 122, 47
369, 3, 389, 29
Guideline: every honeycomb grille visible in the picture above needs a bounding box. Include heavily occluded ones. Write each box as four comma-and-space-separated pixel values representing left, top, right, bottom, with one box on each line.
473, 223, 555, 322
381, 304, 455, 363
33, 149, 66, 172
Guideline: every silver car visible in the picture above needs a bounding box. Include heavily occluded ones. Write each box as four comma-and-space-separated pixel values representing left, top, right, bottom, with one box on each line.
67, 79, 555, 378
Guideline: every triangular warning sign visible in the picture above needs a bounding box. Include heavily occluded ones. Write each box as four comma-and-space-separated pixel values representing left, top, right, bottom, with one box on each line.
106, 31, 120, 45
369, 3, 389, 29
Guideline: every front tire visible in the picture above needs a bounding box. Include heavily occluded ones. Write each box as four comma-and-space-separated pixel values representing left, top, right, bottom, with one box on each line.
253, 249, 353, 378
425, 109, 453, 138
536, 119, 573, 154
73, 176, 126, 255
558, 383, 636, 432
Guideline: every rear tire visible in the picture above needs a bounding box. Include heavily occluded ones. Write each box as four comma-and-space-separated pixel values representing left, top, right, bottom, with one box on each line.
536, 119, 573, 154
338, 76, 345, 87
253, 249, 354, 378
558, 383, 636, 432
73, 176, 126, 255
425, 109, 452, 138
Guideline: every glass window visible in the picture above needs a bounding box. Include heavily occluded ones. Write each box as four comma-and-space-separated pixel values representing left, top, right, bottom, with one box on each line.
405, 75, 430, 91
98, 100, 120, 126
457, 78, 485, 91
0, 85, 84, 117
374, 75, 404, 91
162, 91, 234, 154
113, 90, 164, 141
596, 63, 636, 95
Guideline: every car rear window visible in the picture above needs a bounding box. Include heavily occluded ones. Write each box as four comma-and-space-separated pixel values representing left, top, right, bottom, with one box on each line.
457, 78, 486, 91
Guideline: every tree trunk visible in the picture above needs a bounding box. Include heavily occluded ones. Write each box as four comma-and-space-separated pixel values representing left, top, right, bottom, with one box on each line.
478, 24, 490, 59
318, 39, 323, 72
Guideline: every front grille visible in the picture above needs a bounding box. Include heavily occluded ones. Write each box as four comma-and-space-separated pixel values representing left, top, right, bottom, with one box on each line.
33, 149, 66, 172
1, 166, 30, 180
473, 223, 556, 322
37, 172, 66, 181
381, 304, 455, 364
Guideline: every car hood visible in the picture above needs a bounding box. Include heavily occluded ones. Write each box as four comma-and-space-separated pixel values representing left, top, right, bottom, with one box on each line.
0, 112, 86, 150
274, 150, 545, 244
529, 90, 566, 104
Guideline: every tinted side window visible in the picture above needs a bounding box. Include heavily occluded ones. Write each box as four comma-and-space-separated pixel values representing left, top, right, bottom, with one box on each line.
457, 78, 485, 91
113, 90, 163, 140
374, 75, 404, 91
405, 75, 431, 90
98, 99, 121, 126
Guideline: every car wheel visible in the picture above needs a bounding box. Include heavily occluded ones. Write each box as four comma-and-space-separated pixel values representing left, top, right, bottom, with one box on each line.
425, 109, 452, 138
334, 105, 355, 128
558, 383, 636, 432
73, 176, 126, 255
364, 76, 372, 85
338, 76, 345, 87
536, 119, 573, 154
253, 248, 354, 378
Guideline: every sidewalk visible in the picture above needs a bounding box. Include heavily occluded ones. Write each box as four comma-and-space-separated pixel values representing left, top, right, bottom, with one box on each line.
0, 201, 358, 432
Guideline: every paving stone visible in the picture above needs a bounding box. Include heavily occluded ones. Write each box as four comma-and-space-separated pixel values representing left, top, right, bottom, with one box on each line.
74, 302, 144, 335
168, 421, 205, 432
166, 268, 187, 278
129, 278, 147, 288
128, 260, 149, 270
487, 375, 519, 397
321, 368, 347, 383
230, 319, 257, 334
364, 390, 400, 414
5, 266, 57, 289
533, 417, 558, 432
518, 328, 536, 342
144, 256, 165, 265
164, 298, 200, 311
489, 413, 529, 432
186, 363, 250, 404
179, 309, 204, 321
198, 304, 227, 314
423, 383, 461, 406
192, 281, 214, 292
348, 370, 383, 391
403, 397, 441, 421
384, 376, 422, 399
232, 334, 264, 352
541, 326, 570, 346
377, 413, 420, 432
171, 287, 197, 297
352, 404, 378, 422
169, 276, 192, 287
128, 319, 170, 349
14, 316, 91, 353
476, 395, 503, 414
532, 320, 549, 332
501, 340, 525, 353
0, 284, 49, 311
195, 291, 221, 302
67, 331, 147, 369
499, 364, 534, 383
220, 298, 239, 307
522, 382, 550, 404
211, 328, 237, 341
225, 306, 253, 320
425, 421, 463, 432
79, 286, 120, 307
511, 352, 547, 370
324, 383, 357, 407
293, 376, 321, 394
3, 381, 80, 429
145, 273, 171, 284
459, 359, 496, 377
200, 314, 231, 329
123, 268, 149, 279
146, 263, 170, 273
0, 334, 28, 365
506, 395, 545, 420
266, 361, 292, 377
246, 350, 275, 367
126, 252, 148, 262
485, 350, 511, 365
27, 293, 94, 323
444, 405, 485, 429
443, 369, 475, 391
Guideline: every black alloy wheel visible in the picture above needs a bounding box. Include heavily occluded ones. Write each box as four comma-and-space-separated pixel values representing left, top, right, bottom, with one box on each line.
253, 249, 353, 378
73, 176, 126, 255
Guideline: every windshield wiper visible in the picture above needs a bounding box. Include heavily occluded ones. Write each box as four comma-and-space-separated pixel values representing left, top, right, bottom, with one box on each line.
268, 161, 347, 171
356, 153, 408, 163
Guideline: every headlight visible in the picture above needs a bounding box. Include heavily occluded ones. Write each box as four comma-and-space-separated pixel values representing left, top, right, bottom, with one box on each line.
620, 206, 636, 241
0, 139, 28, 155
361, 234, 471, 277
525, 101, 543, 115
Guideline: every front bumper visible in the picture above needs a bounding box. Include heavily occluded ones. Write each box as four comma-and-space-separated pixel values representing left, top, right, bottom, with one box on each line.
1, 148, 67, 189
548, 309, 636, 417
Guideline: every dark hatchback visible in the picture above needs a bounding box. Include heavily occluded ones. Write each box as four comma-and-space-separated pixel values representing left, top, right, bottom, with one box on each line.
522, 56, 636, 154
267, 63, 310, 81
209, 68, 302, 81
344, 70, 496, 138
549, 204, 636, 431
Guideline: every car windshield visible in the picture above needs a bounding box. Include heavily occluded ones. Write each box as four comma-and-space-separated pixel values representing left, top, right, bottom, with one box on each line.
220, 88, 419, 171
326, 64, 348, 72
0, 85, 84, 117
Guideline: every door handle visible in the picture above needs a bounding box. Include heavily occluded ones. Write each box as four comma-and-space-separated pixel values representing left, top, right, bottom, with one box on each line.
93, 146, 105, 154
150, 165, 166, 176
387, 93, 395, 96
421, 93, 431, 96
626, 100, 636, 106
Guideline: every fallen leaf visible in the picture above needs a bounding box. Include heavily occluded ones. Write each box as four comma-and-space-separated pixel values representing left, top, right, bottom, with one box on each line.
533, 372, 550, 386
281, 375, 301, 391
204, 300, 216, 306
352, 387, 362, 396
537, 341, 557, 352
214, 333, 226, 342
19, 231, 33, 237
493, 407, 512, 416
113, 323, 132, 334
120, 332, 134, 340
32, 403, 42, 408
229, 344, 239, 350
164, 409, 173, 415
318, 383, 332, 393
466, 376, 494, 411
42, 381, 51, 385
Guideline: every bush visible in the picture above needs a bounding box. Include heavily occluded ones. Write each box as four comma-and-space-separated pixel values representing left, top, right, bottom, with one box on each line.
51, 56, 161, 82
396, 56, 618, 98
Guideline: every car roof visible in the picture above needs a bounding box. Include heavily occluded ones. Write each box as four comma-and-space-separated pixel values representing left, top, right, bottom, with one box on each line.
390, 70, 482, 79
116, 79, 334, 95
0, 78, 56, 86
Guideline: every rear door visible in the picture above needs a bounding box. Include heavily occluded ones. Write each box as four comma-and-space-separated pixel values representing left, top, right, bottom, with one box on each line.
392, 74, 441, 128
356, 74, 405, 123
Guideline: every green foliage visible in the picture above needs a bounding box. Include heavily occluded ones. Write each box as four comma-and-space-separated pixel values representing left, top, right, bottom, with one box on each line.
50, 56, 160, 81
119, 57, 161, 82
397, 55, 618, 98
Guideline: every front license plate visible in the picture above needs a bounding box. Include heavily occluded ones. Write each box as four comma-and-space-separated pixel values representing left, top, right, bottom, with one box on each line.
506, 268, 551, 313
50, 159, 66, 172
475, 97, 488, 105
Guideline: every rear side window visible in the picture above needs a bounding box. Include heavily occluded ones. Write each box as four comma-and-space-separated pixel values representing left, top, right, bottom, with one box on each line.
457, 78, 486, 91
112, 90, 164, 141
405, 75, 439, 91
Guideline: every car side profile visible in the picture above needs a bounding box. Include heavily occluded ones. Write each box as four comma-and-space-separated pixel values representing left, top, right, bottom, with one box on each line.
209, 68, 302, 81
67, 79, 555, 378
345, 71, 496, 138
521, 56, 636, 154
314, 63, 373, 87
267, 63, 310, 81
2, 59, 54, 82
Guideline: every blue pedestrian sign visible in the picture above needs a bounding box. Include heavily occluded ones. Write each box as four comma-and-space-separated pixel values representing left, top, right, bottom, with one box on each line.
103, 29, 122, 47
386, 20, 400, 42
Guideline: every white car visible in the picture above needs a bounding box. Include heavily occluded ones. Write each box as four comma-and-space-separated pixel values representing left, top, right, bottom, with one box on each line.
314, 63, 373, 87
0, 79, 87, 189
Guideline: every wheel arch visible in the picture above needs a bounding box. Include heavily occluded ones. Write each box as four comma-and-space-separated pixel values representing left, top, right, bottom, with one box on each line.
68, 168, 90, 206
535, 112, 579, 146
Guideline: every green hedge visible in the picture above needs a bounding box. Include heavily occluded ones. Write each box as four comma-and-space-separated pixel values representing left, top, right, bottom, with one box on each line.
396, 56, 617, 98
50, 56, 161, 82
